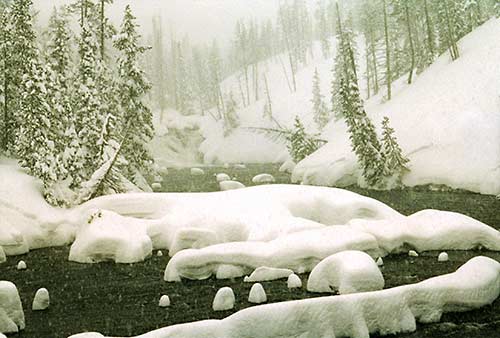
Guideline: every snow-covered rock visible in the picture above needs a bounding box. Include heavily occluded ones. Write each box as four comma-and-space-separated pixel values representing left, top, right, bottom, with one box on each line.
69, 210, 152, 264
307, 251, 384, 294
168, 228, 219, 257
0, 281, 25, 333
190, 168, 205, 176
212, 287, 235, 311
159, 295, 170, 307
151, 183, 162, 192
252, 174, 275, 185
279, 160, 296, 173
68, 333, 104, 338
219, 180, 246, 191
438, 252, 449, 262
75, 256, 500, 338
248, 284, 267, 304
16, 261, 26, 270
287, 274, 302, 289
157, 250, 163, 257
32, 288, 49, 311
234, 164, 246, 169
376, 257, 384, 266
215, 173, 231, 183
165, 226, 380, 281
244, 267, 293, 282
0, 247, 5, 264
409, 250, 419, 257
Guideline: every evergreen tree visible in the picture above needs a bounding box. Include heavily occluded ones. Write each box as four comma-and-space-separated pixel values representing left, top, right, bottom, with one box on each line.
114, 5, 154, 176
311, 68, 330, 129
286, 116, 320, 163
381, 116, 409, 187
223, 91, 240, 136
0, 3, 12, 151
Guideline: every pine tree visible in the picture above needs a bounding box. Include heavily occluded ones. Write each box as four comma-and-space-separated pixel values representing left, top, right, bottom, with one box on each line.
114, 5, 154, 177
0, 3, 11, 152
381, 116, 409, 187
311, 68, 330, 129
286, 116, 320, 163
223, 91, 240, 136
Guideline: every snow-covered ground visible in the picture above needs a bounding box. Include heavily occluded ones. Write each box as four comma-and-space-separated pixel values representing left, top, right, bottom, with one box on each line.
69, 256, 500, 338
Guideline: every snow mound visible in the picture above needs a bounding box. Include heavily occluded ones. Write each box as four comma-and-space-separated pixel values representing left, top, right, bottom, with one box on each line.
0, 248, 4, 264
438, 252, 449, 262
307, 251, 384, 294
0, 281, 24, 333
159, 295, 170, 307
252, 174, 275, 184
215, 173, 231, 182
248, 283, 267, 304
164, 226, 380, 281
69, 210, 152, 264
74, 256, 500, 338
376, 257, 384, 266
243, 267, 293, 282
409, 250, 419, 257
279, 160, 296, 173
32, 288, 49, 311
287, 274, 302, 289
16, 261, 26, 270
152, 183, 162, 192
212, 287, 235, 311
293, 19, 500, 195
168, 228, 219, 256
350, 209, 500, 254
219, 180, 245, 191
190, 168, 205, 176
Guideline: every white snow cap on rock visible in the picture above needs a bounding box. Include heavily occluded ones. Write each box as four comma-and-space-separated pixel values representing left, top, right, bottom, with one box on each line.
248, 283, 267, 304
0, 281, 25, 333
376, 257, 384, 266
279, 160, 296, 173
159, 295, 170, 307
157, 250, 163, 257
252, 174, 275, 184
307, 251, 384, 294
69, 210, 152, 264
244, 267, 294, 282
0, 247, 5, 264
409, 250, 419, 257
151, 182, 162, 192
72, 256, 500, 338
219, 180, 246, 191
287, 274, 302, 289
32, 288, 49, 311
16, 261, 26, 270
212, 287, 235, 311
190, 168, 205, 176
438, 252, 449, 262
68, 333, 104, 338
215, 173, 231, 182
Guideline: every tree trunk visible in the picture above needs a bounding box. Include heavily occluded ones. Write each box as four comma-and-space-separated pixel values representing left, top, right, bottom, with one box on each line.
100, 0, 105, 59
404, 1, 415, 84
423, 0, 435, 57
369, 28, 379, 94
382, 0, 392, 100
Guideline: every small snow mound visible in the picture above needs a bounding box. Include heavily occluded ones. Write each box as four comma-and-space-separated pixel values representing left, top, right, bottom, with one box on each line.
212, 287, 235, 311
0, 281, 25, 333
287, 274, 302, 289
307, 251, 384, 294
153, 174, 164, 183
252, 174, 276, 184
279, 160, 296, 173
0, 247, 5, 264
157, 250, 163, 257
409, 250, 419, 257
190, 168, 205, 176
67, 334, 104, 338
234, 164, 246, 169
216, 265, 246, 279
223, 163, 230, 169
219, 180, 246, 191
159, 295, 170, 307
152, 182, 162, 192
0, 333, 6, 338
438, 252, 449, 262
377, 257, 384, 266
32, 288, 49, 311
248, 283, 267, 304
16, 261, 27, 270
215, 173, 231, 182
244, 267, 294, 282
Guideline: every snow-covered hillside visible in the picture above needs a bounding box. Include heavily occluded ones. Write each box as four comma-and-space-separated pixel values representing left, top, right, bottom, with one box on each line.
293, 18, 500, 195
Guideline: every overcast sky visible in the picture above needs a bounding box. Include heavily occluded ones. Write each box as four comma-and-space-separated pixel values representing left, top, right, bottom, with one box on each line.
33, 0, 294, 45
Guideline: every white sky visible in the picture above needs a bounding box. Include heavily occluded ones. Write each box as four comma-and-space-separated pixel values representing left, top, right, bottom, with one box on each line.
33, 0, 296, 45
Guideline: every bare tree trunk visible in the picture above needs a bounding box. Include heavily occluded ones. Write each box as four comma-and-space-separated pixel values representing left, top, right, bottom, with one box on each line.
423, 0, 435, 57
404, 1, 415, 84
382, 0, 392, 100
100, 0, 105, 59
369, 28, 379, 94
278, 54, 293, 92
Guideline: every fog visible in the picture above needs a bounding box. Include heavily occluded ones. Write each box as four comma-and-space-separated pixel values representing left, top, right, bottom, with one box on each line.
33, 0, 314, 45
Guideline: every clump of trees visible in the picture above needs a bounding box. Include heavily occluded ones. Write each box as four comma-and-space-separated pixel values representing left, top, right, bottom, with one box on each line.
0, 0, 154, 205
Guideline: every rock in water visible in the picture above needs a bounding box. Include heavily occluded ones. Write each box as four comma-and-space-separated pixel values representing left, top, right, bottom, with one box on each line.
157, 250, 163, 257
152, 182, 162, 191
215, 173, 231, 182
219, 180, 246, 191
212, 287, 235, 311
159, 295, 170, 307
287, 274, 302, 289
408, 250, 419, 257
376, 257, 384, 266
252, 174, 275, 184
248, 283, 267, 304
0, 246, 5, 264
0, 281, 25, 333
16, 261, 27, 270
438, 252, 449, 262
32, 288, 50, 310
190, 168, 205, 176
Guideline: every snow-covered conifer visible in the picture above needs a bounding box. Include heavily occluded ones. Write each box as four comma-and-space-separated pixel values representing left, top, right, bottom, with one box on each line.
287, 116, 320, 163
380, 116, 409, 187
223, 91, 240, 136
311, 68, 330, 129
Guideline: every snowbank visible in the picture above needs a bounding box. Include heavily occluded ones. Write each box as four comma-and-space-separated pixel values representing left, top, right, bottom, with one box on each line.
307, 251, 384, 294
294, 19, 500, 195
0, 281, 25, 333
243, 267, 294, 282
70, 256, 500, 338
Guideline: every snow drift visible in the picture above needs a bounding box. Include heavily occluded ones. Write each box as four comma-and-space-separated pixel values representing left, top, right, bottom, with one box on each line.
69, 256, 500, 338
0, 281, 25, 334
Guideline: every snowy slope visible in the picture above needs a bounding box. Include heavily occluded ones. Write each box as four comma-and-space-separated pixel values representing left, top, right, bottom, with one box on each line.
293, 19, 500, 195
